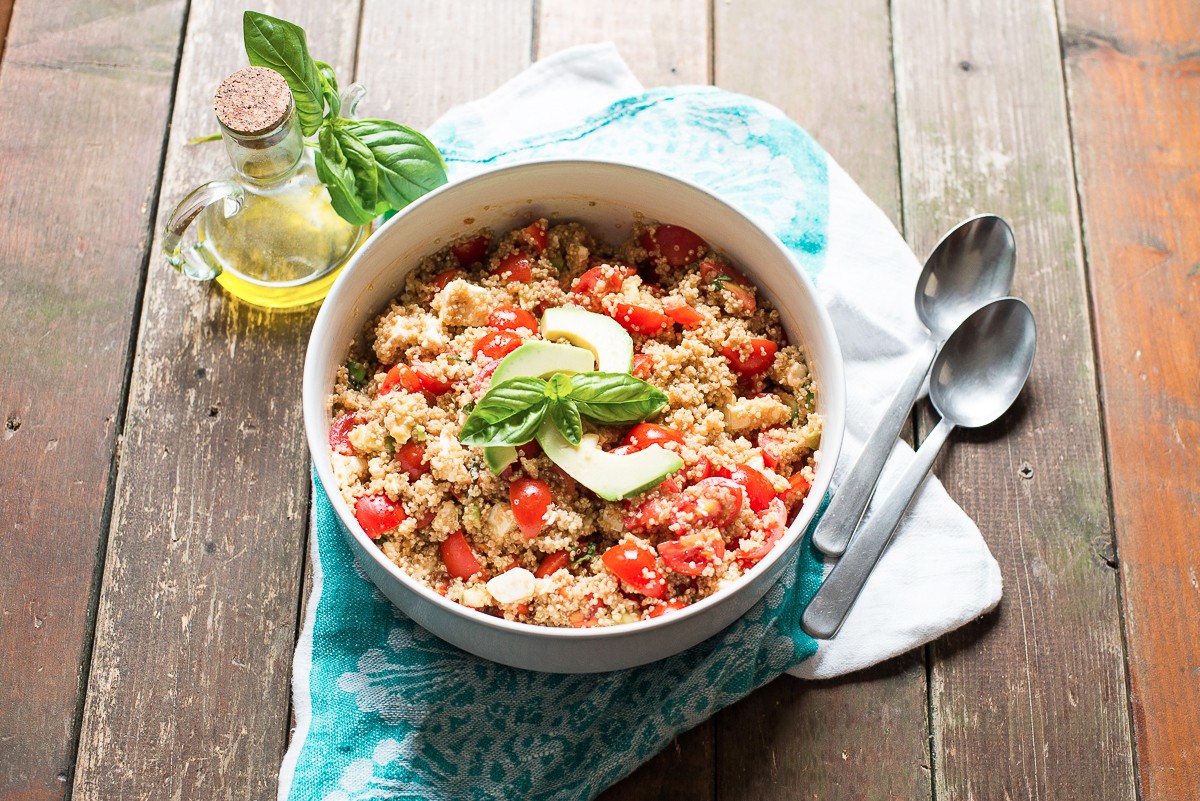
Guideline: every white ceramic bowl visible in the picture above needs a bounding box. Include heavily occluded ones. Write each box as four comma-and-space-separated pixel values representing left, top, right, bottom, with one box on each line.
304, 159, 844, 673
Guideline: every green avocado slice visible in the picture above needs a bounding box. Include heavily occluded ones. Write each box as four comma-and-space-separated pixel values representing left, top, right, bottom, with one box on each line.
540, 307, 634, 374
535, 423, 683, 501
482, 342, 597, 474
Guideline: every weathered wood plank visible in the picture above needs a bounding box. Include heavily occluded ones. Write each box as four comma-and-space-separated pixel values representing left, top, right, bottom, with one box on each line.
539, 0, 709, 86
0, 2, 187, 799
713, 3, 933, 799
533, 3, 714, 798
69, 2, 360, 799
891, 0, 1136, 798
1058, 1, 1200, 796
0, 0, 13, 61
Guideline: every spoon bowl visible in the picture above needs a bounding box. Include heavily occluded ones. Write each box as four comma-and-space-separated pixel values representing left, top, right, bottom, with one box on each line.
916, 214, 1016, 339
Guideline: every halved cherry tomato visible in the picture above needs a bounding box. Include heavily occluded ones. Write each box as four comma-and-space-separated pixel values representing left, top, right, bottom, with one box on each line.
781, 471, 812, 511
329, 413, 358, 456
669, 477, 743, 533
700, 259, 757, 313
602, 538, 667, 599
640, 224, 708, 267
379, 364, 423, 395
396, 442, 429, 482
488, 305, 539, 333
758, 429, 786, 469
522, 220, 548, 254
662, 297, 706, 328
473, 330, 524, 361
491, 253, 533, 283
471, 358, 501, 398
728, 463, 776, 513
535, 550, 570, 578
723, 282, 757, 314
624, 422, 685, 451
659, 531, 726, 577
572, 265, 627, 297
451, 235, 489, 266
431, 268, 466, 291
722, 338, 779, 376
411, 363, 452, 395
354, 494, 407, 539
647, 598, 690, 618
736, 498, 787, 566
609, 302, 670, 336
510, 476, 553, 538
440, 531, 483, 579
687, 454, 712, 483
623, 494, 674, 534
632, 353, 654, 378
517, 440, 542, 459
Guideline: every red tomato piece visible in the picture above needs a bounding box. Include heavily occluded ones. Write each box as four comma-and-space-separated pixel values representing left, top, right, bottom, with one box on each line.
440, 531, 484, 579
522, 220, 548, 253
354, 494, 407, 539
491, 253, 533, 283
379, 364, 423, 395
758, 429, 787, 469
473, 330, 524, 361
431, 268, 466, 291
647, 598, 690, 618
451, 235, 489, 267
686, 454, 712, 483
510, 476, 553, 538
396, 442, 429, 482
640, 224, 708, 267
517, 440, 542, 459
535, 550, 570, 578
572, 265, 626, 298
722, 338, 779, 376
471, 358, 501, 398
781, 471, 812, 511
624, 422, 685, 451
728, 464, 776, 513
669, 477, 743, 533
623, 494, 675, 534
608, 302, 671, 336
632, 353, 654, 378
662, 297, 706, 328
659, 531, 727, 577
329, 413, 358, 456
736, 498, 787, 566
414, 511, 436, 528
488, 305, 539, 333
602, 539, 667, 599
723, 282, 758, 314
410, 362, 452, 395
700, 259, 757, 313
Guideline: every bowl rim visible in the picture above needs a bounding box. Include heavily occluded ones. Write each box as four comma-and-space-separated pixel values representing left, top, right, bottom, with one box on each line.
304, 157, 845, 641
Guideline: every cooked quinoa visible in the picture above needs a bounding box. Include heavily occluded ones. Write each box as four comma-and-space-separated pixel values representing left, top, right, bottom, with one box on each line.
327, 217, 822, 627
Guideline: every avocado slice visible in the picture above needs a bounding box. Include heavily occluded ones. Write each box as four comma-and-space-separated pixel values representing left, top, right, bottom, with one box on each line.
535, 422, 683, 501
482, 342, 598, 474
540, 307, 634, 374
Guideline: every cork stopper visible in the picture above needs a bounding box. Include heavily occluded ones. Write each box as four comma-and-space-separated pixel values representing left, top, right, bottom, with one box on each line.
213, 66, 292, 136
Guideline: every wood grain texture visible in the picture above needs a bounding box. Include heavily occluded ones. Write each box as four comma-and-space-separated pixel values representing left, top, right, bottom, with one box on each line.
539, 0, 710, 86
0, 0, 12, 61
0, 2, 186, 799
714, 4, 932, 799
891, 0, 1136, 799
533, 4, 714, 798
69, 2, 360, 799
1058, 0, 1200, 796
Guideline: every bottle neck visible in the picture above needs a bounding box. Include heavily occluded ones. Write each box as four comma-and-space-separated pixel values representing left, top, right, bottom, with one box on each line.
219, 102, 304, 184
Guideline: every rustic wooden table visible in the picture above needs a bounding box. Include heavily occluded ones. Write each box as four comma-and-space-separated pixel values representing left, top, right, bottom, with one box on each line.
3, 1, 1197, 799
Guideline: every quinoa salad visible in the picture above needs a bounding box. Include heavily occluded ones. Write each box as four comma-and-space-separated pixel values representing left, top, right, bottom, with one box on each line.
327, 217, 822, 628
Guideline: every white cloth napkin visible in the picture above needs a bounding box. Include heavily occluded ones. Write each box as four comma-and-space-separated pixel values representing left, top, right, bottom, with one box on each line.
435, 43, 1002, 680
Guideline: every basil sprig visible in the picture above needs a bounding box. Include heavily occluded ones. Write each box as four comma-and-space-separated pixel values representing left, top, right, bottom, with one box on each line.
242, 12, 447, 224
459, 372, 669, 448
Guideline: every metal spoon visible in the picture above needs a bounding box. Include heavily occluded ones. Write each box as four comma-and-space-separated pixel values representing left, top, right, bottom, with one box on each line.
802, 297, 1036, 639
812, 214, 1016, 557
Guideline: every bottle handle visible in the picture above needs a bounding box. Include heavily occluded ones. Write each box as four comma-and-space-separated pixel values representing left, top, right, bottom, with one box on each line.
162, 180, 244, 281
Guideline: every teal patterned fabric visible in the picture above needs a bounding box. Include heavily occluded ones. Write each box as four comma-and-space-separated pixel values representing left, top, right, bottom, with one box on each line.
283, 87, 832, 801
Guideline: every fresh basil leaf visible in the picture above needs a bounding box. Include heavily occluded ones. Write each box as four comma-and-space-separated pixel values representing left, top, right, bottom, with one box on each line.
458, 378, 548, 446
548, 397, 582, 446
314, 125, 376, 225
243, 12, 325, 136
544, 372, 573, 402
342, 119, 448, 211
569, 372, 669, 424
314, 60, 340, 119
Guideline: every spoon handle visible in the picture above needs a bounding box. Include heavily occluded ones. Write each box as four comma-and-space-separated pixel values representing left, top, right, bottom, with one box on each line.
812, 339, 938, 556
802, 417, 956, 639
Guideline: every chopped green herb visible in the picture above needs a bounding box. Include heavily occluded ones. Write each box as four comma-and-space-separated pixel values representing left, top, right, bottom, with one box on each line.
345, 359, 368, 389
383, 435, 397, 454
570, 542, 598, 569
448, 354, 472, 364
710, 274, 733, 292
468, 463, 480, 482
549, 255, 564, 273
